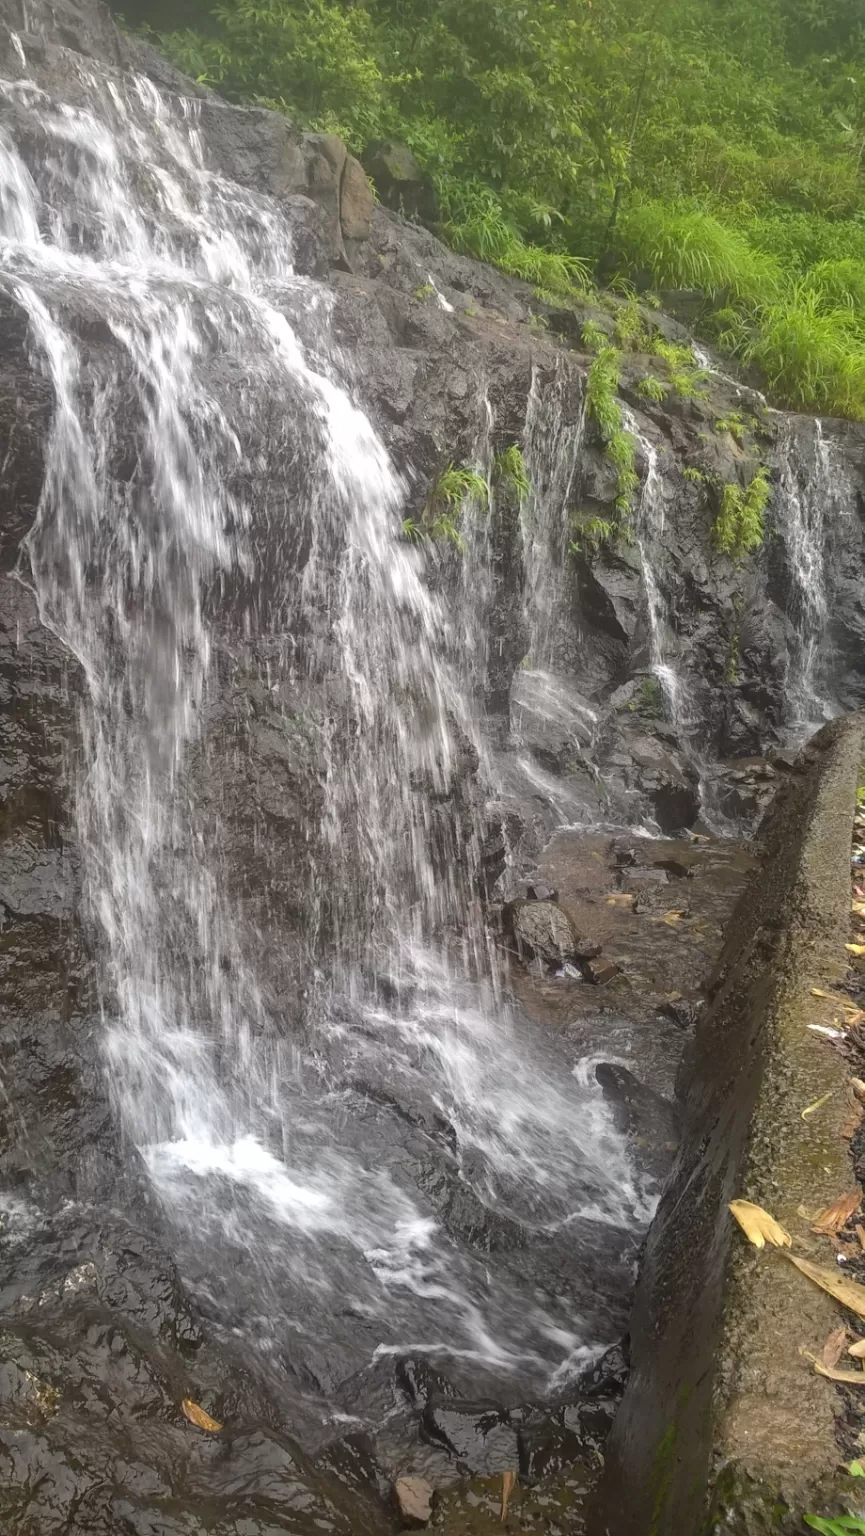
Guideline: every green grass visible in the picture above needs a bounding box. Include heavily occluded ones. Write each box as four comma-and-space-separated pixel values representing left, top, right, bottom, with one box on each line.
492, 445, 531, 499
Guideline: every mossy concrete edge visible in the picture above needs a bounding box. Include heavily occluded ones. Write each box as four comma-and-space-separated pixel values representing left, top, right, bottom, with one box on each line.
590, 712, 865, 1536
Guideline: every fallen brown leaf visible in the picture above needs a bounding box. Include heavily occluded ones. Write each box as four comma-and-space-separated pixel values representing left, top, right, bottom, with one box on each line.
660, 910, 687, 926
801, 1346, 865, 1385
842, 1100, 865, 1140
501, 1471, 516, 1522
729, 1200, 792, 1249
822, 1325, 850, 1369
786, 1253, 865, 1320
181, 1398, 222, 1433
812, 988, 859, 1008
856, 1225, 865, 1252
812, 1189, 862, 1235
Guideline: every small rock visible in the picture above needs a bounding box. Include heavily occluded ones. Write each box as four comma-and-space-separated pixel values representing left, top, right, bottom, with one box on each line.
619, 867, 669, 887
394, 1476, 433, 1527
574, 937, 602, 961
526, 882, 558, 902
583, 958, 618, 986
502, 900, 576, 966
614, 845, 637, 868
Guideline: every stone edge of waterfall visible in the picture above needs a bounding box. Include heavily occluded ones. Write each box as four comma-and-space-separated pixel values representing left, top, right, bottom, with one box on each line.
591, 709, 865, 1536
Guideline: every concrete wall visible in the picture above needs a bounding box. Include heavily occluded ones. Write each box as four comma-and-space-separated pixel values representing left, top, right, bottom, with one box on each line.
592, 712, 865, 1536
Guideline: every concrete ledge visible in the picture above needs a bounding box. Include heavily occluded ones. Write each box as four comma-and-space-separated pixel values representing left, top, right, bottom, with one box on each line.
591, 712, 865, 1536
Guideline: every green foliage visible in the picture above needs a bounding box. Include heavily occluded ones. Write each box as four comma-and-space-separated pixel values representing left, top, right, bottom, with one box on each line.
413, 283, 435, 301
804, 1519, 865, 1535
613, 291, 652, 350
626, 674, 663, 715
682, 465, 710, 484
715, 411, 747, 444
581, 320, 609, 354
652, 338, 709, 400
637, 375, 668, 401
585, 346, 639, 524
712, 465, 772, 560
403, 462, 488, 551
569, 515, 617, 554
148, 0, 865, 418
492, 445, 531, 500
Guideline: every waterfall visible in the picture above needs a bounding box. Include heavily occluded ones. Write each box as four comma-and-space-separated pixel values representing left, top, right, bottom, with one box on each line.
1, 56, 649, 1411
624, 408, 696, 734
772, 415, 847, 739
522, 358, 585, 672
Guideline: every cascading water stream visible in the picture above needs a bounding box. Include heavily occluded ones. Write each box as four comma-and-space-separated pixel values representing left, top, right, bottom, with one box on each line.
624, 408, 696, 736
0, 55, 651, 1417
771, 414, 847, 740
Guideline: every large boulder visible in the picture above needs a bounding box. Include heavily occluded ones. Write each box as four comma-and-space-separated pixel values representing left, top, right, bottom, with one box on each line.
362, 140, 438, 223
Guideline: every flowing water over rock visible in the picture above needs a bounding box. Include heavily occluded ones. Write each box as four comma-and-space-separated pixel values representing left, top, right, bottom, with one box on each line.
0, 42, 652, 1469
771, 414, 852, 740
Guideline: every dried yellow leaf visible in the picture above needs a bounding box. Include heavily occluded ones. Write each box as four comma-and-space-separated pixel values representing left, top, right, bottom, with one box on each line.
846, 944, 865, 958
729, 1200, 792, 1249
812, 1188, 862, 1235
849, 1339, 865, 1359
812, 988, 858, 1007
181, 1398, 223, 1432
801, 1090, 835, 1120
801, 1346, 865, 1385
500, 1471, 516, 1522
786, 1253, 865, 1320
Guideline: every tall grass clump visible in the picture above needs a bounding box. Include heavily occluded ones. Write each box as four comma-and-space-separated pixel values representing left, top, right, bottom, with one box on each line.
616, 203, 782, 302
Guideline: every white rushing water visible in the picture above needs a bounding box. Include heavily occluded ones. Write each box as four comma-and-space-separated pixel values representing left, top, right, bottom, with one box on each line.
0, 55, 650, 1408
624, 408, 698, 736
771, 414, 848, 740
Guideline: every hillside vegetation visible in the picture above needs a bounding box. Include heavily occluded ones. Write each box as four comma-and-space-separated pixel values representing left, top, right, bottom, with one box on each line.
139, 0, 865, 419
